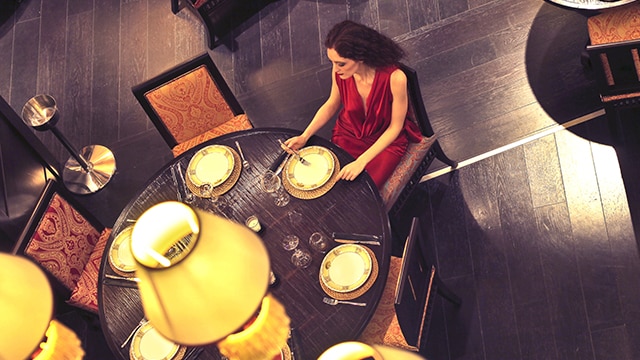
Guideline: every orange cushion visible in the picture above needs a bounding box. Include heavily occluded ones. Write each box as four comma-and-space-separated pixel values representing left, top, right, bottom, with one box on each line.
68, 228, 112, 313
380, 136, 436, 212
588, 3, 640, 45
25, 194, 102, 291
359, 256, 414, 351
171, 113, 253, 157
145, 65, 237, 144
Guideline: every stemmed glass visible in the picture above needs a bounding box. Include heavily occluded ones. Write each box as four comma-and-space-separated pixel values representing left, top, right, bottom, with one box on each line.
281, 235, 300, 251
291, 249, 312, 268
308, 232, 330, 253
200, 183, 229, 216
260, 170, 289, 207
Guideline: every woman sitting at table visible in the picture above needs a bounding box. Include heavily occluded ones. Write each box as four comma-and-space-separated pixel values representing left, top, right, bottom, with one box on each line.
283, 20, 422, 189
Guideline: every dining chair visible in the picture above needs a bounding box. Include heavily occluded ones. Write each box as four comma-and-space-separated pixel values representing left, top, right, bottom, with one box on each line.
380, 64, 457, 224
359, 217, 461, 355
131, 53, 253, 157
585, 3, 640, 141
11, 179, 112, 314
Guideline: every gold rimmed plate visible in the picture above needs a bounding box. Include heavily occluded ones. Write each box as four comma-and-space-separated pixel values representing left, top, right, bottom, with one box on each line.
320, 244, 373, 293
108, 226, 136, 273
285, 146, 335, 191
186, 145, 235, 188
129, 321, 184, 360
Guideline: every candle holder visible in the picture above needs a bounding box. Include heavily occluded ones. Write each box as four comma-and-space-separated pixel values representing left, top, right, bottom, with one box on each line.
21, 94, 116, 195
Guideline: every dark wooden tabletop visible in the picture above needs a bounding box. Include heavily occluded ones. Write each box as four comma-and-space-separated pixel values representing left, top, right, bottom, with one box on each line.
97, 128, 392, 360
545, 0, 636, 10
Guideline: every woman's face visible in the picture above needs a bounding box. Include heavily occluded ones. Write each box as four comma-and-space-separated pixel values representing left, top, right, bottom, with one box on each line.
327, 48, 360, 79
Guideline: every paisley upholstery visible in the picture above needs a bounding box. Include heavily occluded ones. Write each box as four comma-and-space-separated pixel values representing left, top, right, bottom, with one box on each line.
171, 113, 253, 157
380, 135, 436, 212
588, 3, 640, 45
25, 193, 102, 291
68, 228, 112, 313
145, 65, 238, 144
359, 256, 415, 351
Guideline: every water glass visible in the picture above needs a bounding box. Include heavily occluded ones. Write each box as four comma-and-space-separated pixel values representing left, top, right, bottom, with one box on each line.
281, 235, 299, 251
308, 232, 330, 253
260, 170, 289, 207
291, 248, 312, 268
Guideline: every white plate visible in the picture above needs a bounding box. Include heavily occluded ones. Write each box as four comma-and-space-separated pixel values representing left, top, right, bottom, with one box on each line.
320, 244, 372, 293
285, 146, 334, 191
109, 226, 136, 273
129, 321, 180, 360
186, 145, 234, 188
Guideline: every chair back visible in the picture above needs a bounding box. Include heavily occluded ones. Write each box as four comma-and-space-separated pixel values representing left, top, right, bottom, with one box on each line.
398, 63, 435, 137
12, 179, 108, 313
587, 39, 640, 103
393, 217, 437, 348
132, 53, 247, 149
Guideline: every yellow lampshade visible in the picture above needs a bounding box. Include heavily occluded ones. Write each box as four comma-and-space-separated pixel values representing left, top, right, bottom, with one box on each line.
0, 253, 53, 360
317, 341, 426, 360
130, 201, 271, 346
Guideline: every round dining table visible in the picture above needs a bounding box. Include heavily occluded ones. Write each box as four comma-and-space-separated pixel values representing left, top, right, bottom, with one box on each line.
98, 128, 392, 360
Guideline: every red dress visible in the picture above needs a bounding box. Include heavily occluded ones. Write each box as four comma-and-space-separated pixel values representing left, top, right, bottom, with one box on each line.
332, 65, 422, 189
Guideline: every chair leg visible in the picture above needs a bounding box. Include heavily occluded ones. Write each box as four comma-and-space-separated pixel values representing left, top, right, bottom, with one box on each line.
433, 141, 458, 168
434, 276, 462, 306
171, 0, 180, 14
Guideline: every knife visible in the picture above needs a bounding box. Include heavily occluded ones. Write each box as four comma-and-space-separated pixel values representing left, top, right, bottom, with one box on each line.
331, 232, 381, 246
268, 150, 289, 173
278, 139, 310, 166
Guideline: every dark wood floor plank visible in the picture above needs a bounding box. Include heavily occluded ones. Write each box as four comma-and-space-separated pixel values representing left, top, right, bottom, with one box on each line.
63, 12, 93, 147
289, 0, 321, 75
406, 0, 439, 31
378, 0, 409, 38
524, 134, 565, 208
591, 326, 633, 360
119, 0, 149, 140
92, 0, 121, 146
147, 0, 177, 77
535, 201, 593, 360
258, 1, 291, 87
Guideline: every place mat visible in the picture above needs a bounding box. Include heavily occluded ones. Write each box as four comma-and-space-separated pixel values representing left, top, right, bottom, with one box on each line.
282, 150, 340, 200
185, 147, 241, 197
108, 226, 136, 277
280, 342, 292, 360
319, 246, 378, 301
129, 321, 187, 360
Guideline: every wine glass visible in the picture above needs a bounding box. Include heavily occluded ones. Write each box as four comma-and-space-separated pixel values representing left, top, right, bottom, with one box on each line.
200, 183, 229, 216
287, 210, 303, 226
260, 170, 289, 207
291, 248, 312, 268
308, 232, 330, 253
281, 235, 299, 251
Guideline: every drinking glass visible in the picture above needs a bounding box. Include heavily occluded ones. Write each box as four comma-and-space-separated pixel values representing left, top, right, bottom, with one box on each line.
260, 170, 289, 207
287, 210, 303, 226
308, 232, 330, 253
281, 235, 299, 251
291, 248, 312, 268
200, 183, 229, 216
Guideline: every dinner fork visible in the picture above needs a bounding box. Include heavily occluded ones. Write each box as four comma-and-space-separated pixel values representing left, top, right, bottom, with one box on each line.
235, 141, 250, 169
322, 297, 366, 307
120, 318, 146, 348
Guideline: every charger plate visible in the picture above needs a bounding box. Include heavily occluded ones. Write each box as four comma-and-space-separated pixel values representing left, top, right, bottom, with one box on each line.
185, 147, 241, 197
129, 321, 186, 360
319, 246, 378, 300
108, 226, 136, 276
284, 146, 334, 191
186, 145, 235, 188
282, 149, 340, 200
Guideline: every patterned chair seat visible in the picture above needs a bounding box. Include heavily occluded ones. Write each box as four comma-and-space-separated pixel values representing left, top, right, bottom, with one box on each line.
588, 3, 640, 45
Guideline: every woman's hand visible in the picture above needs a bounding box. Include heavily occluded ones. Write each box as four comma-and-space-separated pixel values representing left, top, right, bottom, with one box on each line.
338, 159, 367, 182
282, 136, 308, 152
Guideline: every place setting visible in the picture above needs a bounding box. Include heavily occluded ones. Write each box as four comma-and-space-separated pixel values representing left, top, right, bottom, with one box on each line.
184, 144, 242, 198
276, 140, 341, 200
125, 319, 188, 360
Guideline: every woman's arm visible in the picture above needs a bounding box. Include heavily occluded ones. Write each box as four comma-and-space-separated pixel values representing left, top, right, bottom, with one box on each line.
338, 68, 408, 181
283, 73, 342, 150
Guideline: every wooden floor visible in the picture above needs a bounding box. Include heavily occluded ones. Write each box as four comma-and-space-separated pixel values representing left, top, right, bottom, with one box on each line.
2, 0, 640, 359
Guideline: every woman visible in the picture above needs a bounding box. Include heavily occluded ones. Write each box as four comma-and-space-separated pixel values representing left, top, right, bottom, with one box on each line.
283, 20, 422, 189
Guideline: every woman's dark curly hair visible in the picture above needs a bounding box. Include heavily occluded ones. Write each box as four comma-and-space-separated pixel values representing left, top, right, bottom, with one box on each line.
324, 20, 405, 68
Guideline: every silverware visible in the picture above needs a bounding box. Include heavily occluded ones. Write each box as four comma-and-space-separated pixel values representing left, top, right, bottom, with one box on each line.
331, 232, 381, 246
120, 318, 146, 348
322, 297, 366, 307
175, 163, 195, 204
235, 141, 250, 169
275, 153, 292, 176
278, 139, 310, 166
333, 238, 381, 246
106, 274, 140, 283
